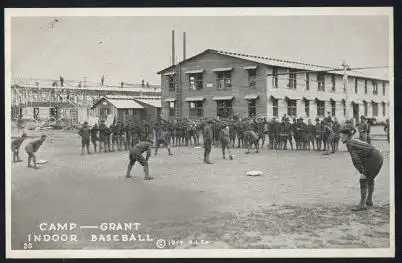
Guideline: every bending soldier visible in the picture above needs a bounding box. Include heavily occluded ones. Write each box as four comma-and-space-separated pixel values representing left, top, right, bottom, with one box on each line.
244, 129, 260, 154
125, 139, 154, 180
11, 133, 28, 162
25, 135, 47, 169
155, 129, 173, 156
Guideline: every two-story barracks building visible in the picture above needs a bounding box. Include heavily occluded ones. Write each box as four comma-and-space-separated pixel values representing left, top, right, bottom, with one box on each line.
157, 49, 390, 123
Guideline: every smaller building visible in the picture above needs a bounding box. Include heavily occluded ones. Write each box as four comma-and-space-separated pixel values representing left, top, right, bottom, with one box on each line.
90, 95, 161, 125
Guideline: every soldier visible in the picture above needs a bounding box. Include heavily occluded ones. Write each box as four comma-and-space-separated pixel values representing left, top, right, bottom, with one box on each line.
323, 119, 336, 155
110, 123, 120, 151
273, 117, 281, 149
321, 120, 328, 151
155, 128, 173, 156
125, 138, 154, 180
301, 118, 309, 150
11, 133, 28, 163
79, 121, 91, 155
98, 120, 108, 152
203, 120, 213, 164
130, 124, 138, 147
90, 123, 99, 153
229, 120, 237, 148
282, 118, 293, 150
315, 118, 323, 151
294, 118, 303, 150
384, 119, 390, 143
25, 135, 47, 169
305, 119, 316, 151
119, 123, 128, 151
255, 117, 266, 148
332, 117, 341, 152
219, 125, 233, 160
267, 117, 274, 149
244, 129, 260, 154
344, 119, 357, 136
105, 124, 112, 152
358, 116, 369, 142
236, 119, 245, 148
339, 127, 384, 211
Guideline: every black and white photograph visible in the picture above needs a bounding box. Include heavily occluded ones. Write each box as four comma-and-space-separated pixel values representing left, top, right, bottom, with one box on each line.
5, 8, 394, 258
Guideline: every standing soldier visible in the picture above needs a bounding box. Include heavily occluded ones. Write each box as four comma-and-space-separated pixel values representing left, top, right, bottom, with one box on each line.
220, 125, 233, 160
267, 117, 275, 149
11, 133, 28, 163
384, 119, 390, 143
255, 117, 266, 148
332, 117, 341, 152
119, 122, 128, 151
25, 135, 47, 169
98, 120, 108, 152
273, 117, 282, 149
315, 118, 323, 151
79, 121, 91, 155
295, 118, 303, 150
105, 124, 112, 152
229, 120, 237, 148
323, 119, 336, 155
339, 127, 384, 211
90, 123, 99, 153
203, 120, 213, 164
358, 116, 369, 142
301, 118, 309, 150
282, 118, 293, 150
305, 119, 316, 151
321, 120, 328, 151
130, 124, 138, 147
125, 138, 154, 180
236, 119, 245, 148
111, 123, 120, 152
125, 123, 131, 149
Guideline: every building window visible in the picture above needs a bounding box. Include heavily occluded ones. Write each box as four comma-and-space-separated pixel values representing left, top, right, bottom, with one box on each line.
331, 75, 336, 92
272, 99, 278, 117
216, 100, 233, 118
287, 99, 297, 117
189, 73, 203, 91
316, 100, 325, 117
342, 100, 346, 116
169, 101, 176, 117
317, 73, 325, 91
272, 68, 278, 88
217, 71, 232, 89
382, 102, 386, 116
288, 70, 297, 89
248, 99, 257, 117
305, 100, 310, 117
247, 69, 257, 88
364, 101, 368, 116
372, 102, 378, 117
383, 82, 386, 95
373, 80, 378, 95
167, 75, 175, 92
189, 101, 203, 117
305, 73, 310, 90
364, 80, 368, 94
331, 100, 336, 116
355, 78, 358, 94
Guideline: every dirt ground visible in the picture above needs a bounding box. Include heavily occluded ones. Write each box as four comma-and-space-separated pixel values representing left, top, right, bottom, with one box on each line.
9, 130, 391, 250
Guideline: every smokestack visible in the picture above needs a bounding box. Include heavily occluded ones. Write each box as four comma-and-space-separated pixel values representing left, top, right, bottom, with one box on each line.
172, 30, 175, 66
183, 32, 186, 60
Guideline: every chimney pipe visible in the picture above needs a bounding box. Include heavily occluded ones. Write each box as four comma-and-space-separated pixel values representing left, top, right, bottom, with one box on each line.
172, 30, 175, 66
183, 32, 186, 60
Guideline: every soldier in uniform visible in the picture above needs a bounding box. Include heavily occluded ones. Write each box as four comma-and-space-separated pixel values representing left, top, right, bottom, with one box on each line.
155, 128, 173, 156
339, 127, 384, 211
305, 119, 316, 151
229, 120, 237, 148
273, 117, 282, 149
118, 122, 128, 151
220, 126, 233, 160
203, 120, 213, 164
282, 118, 293, 150
125, 138, 154, 180
11, 133, 27, 163
255, 117, 266, 148
105, 124, 112, 152
315, 118, 323, 151
332, 117, 341, 152
110, 123, 120, 152
124, 123, 131, 149
98, 120, 108, 152
322, 119, 336, 155
236, 119, 245, 148
301, 118, 309, 150
267, 117, 275, 149
25, 135, 47, 169
358, 116, 369, 142
295, 118, 303, 150
130, 124, 138, 148
79, 121, 91, 155
90, 123, 99, 153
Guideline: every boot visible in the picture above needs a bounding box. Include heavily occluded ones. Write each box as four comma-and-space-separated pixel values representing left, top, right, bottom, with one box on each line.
352, 179, 369, 211
366, 179, 374, 207
222, 151, 226, 160
168, 148, 173, 155
144, 166, 154, 180
205, 155, 213, 164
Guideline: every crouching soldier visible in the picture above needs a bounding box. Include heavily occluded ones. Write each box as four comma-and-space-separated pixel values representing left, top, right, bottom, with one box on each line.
125, 138, 154, 180
244, 130, 260, 154
155, 129, 173, 156
11, 133, 28, 162
220, 126, 233, 160
25, 135, 47, 169
79, 121, 91, 155
339, 127, 384, 211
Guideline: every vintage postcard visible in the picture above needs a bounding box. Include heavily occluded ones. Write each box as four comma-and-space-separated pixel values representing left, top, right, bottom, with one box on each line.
5, 7, 394, 258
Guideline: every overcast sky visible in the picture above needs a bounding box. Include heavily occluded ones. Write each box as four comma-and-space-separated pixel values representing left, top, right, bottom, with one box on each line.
11, 15, 389, 85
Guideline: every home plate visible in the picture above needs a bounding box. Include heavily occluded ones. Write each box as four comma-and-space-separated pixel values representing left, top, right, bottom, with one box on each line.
246, 170, 263, 176
36, 160, 48, 164
194, 146, 202, 149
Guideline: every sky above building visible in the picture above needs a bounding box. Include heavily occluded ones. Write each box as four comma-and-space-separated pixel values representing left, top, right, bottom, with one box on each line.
11, 15, 390, 86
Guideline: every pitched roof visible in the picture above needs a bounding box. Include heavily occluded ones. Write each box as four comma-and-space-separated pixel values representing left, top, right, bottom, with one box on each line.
157, 49, 388, 81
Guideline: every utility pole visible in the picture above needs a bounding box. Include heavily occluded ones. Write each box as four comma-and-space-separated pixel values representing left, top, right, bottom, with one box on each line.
342, 61, 350, 122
